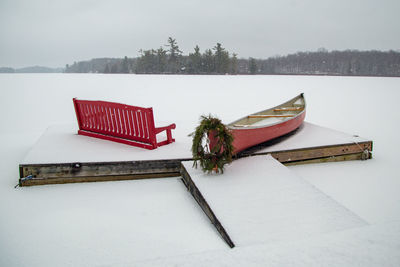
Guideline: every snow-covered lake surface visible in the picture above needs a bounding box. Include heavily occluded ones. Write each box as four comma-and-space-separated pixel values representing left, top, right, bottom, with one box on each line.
1, 74, 400, 266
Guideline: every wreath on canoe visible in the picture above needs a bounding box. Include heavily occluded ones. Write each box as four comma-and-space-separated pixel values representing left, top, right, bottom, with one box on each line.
190, 115, 234, 173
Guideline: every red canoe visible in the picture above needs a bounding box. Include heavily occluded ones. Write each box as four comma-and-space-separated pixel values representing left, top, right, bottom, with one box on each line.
226, 93, 306, 154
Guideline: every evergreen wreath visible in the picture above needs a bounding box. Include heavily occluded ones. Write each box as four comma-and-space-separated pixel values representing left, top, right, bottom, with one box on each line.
190, 115, 234, 173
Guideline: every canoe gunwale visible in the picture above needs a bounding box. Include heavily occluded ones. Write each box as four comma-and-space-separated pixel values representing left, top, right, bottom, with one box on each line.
227, 93, 306, 130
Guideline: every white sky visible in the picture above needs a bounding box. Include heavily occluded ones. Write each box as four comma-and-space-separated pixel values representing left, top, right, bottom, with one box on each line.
1, 0, 399, 68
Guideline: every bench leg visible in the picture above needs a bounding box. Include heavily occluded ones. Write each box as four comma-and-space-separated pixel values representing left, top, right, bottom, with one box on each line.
157, 129, 175, 147
166, 129, 173, 143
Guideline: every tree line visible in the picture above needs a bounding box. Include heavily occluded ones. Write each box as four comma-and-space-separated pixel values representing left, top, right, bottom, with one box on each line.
66, 38, 238, 75
0, 66, 63, 73
64, 38, 400, 77
255, 49, 400, 76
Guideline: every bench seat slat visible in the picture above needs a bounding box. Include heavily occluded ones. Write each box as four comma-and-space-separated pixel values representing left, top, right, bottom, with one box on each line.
137, 110, 144, 138
143, 112, 150, 139
120, 108, 128, 135
106, 107, 113, 132
123, 109, 131, 136
129, 110, 135, 136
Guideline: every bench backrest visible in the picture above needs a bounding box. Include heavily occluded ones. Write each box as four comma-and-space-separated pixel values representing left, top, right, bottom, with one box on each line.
73, 98, 157, 146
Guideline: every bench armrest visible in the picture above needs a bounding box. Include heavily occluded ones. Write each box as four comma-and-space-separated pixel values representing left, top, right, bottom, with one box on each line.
155, 123, 176, 146
155, 123, 176, 134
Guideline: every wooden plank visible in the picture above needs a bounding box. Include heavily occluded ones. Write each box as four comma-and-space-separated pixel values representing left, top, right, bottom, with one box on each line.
283, 152, 370, 166
19, 158, 189, 186
248, 115, 294, 118
236, 129, 373, 164
20, 172, 180, 187
20, 159, 186, 178
274, 107, 303, 111
180, 163, 235, 248
266, 141, 372, 164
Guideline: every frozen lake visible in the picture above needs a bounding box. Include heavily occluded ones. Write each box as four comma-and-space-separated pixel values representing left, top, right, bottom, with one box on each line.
1, 74, 399, 266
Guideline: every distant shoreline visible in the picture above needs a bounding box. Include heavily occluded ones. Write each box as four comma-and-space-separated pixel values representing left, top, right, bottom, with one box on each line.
3, 50, 400, 77
0, 66, 64, 73
1, 72, 399, 78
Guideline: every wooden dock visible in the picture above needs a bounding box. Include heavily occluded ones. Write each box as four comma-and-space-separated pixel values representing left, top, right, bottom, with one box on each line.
19, 122, 372, 186
181, 156, 367, 248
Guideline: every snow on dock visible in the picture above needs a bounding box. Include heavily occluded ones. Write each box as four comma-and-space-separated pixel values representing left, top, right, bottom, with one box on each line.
248, 121, 370, 155
181, 155, 366, 247
20, 123, 191, 164
21, 122, 369, 165
19, 122, 372, 186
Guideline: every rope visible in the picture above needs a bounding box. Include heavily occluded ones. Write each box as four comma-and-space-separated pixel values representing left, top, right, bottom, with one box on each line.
14, 175, 34, 188
353, 135, 370, 160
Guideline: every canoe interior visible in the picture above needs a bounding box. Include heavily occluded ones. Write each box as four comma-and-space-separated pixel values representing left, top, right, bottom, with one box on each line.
228, 93, 305, 129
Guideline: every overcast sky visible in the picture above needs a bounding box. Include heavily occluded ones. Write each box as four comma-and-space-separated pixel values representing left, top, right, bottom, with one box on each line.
1, 0, 399, 68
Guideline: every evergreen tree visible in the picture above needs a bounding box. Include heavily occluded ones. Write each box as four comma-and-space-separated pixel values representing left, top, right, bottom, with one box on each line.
157, 47, 168, 73
188, 45, 202, 74
249, 57, 257, 74
122, 56, 129, 73
104, 63, 111, 73
136, 49, 158, 73
203, 49, 215, 73
166, 37, 183, 73
230, 53, 238, 74
213, 43, 230, 74
110, 63, 119, 73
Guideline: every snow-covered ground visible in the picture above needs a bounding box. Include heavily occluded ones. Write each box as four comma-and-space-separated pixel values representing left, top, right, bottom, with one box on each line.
1, 74, 399, 266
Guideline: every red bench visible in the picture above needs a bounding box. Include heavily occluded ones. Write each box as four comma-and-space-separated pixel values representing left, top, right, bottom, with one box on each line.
73, 98, 176, 150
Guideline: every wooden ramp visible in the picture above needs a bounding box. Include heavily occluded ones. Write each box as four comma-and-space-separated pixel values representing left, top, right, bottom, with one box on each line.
181, 155, 367, 248
19, 122, 372, 186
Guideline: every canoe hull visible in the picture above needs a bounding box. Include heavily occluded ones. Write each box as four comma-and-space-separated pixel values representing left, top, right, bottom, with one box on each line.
208, 93, 306, 155
231, 111, 306, 154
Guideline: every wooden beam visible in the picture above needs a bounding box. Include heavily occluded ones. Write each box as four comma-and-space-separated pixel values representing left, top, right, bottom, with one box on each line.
19, 158, 190, 186
248, 115, 294, 118
283, 152, 370, 166
180, 163, 235, 248
274, 107, 303, 111
19, 172, 180, 187
240, 141, 373, 164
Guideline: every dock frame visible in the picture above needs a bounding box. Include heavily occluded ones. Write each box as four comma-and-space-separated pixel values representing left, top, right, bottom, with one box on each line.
19, 139, 372, 187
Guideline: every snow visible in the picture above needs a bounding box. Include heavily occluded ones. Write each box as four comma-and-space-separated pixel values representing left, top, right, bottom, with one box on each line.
0, 178, 227, 266
182, 155, 366, 246
256, 121, 369, 154
20, 123, 191, 164
1, 74, 400, 266
141, 221, 400, 267
21, 122, 367, 164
